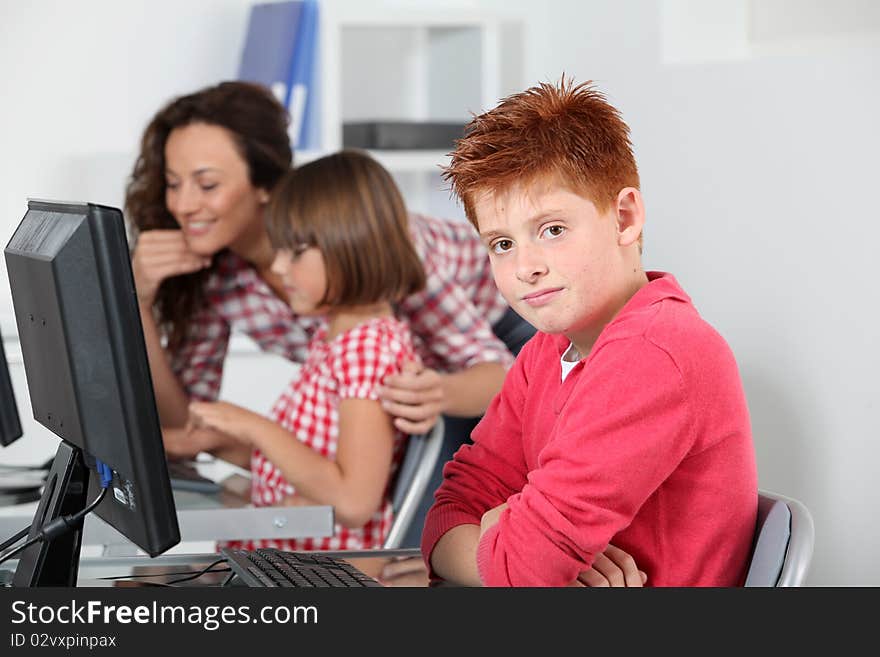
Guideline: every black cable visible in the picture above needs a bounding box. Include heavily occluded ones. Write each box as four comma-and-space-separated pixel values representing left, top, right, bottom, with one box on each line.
0, 535, 41, 568
136, 581, 174, 587
98, 579, 174, 588
97, 565, 231, 582
97, 570, 207, 581
164, 567, 231, 585
64, 487, 108, 527
165, 559, 229, 585
0, 487, 109, 568
0, 526, 30, 553
222, 571, 237, 586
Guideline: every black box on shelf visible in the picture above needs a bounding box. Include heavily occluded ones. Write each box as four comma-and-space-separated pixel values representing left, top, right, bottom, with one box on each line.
342, 121, 466, 150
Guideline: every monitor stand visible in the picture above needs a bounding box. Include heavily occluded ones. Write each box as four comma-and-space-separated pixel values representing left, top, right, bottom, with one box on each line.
12, 440, 89, 586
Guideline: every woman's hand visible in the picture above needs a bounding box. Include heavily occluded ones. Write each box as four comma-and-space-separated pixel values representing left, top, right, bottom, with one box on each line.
131, 229, 210, 306
378, 360, 446, 434
188, 401, 264, 444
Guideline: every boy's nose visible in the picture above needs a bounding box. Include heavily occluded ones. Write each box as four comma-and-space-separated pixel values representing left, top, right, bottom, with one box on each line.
515, 244, 548, 283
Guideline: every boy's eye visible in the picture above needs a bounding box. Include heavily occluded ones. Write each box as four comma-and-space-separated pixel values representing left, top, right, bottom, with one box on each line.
541, 225, 565, 238
491, 239, 514, 255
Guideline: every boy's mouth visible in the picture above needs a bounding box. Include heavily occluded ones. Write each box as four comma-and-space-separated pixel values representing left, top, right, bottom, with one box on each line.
521, 287, 563, 307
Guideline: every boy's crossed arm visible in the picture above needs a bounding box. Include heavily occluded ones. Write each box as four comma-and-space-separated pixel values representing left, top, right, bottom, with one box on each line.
430, 502, 646, 587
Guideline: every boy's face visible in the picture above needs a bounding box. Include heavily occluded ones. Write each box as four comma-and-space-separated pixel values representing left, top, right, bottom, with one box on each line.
475, 181, 642, 355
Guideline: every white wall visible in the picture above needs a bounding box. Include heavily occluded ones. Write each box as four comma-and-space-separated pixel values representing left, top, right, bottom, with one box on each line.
1, 0, 878, 585
485, 0, 879, 585
0, 0, 255, 326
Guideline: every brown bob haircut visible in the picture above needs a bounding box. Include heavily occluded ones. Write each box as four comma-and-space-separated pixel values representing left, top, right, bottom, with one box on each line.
267, 150, 425, 307
443, 75, 640, 228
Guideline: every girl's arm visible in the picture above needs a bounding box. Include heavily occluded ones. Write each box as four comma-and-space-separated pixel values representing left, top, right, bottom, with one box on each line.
189, 399, 395, 528
163, 425, 251, 468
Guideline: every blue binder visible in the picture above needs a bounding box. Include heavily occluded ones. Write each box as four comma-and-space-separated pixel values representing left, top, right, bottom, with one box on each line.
288, 0, 318, 150
237, 1, 318, 149
237, 1, 303, 106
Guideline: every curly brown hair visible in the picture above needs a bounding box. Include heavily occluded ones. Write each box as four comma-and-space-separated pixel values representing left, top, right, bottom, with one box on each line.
125, 81, 292, 351
443, 75, 640, 228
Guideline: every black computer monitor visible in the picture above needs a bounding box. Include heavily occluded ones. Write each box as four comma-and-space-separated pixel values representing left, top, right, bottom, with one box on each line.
0, 330, 23, 447
3, 199, 180, 586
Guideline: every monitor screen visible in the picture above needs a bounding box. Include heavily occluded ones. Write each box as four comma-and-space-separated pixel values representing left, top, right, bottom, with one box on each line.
4, 200, 180, 584
0, 329, 23, 447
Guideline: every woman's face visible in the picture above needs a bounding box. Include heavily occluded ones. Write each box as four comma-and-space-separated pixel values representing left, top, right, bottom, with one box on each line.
164, 122, 269, 256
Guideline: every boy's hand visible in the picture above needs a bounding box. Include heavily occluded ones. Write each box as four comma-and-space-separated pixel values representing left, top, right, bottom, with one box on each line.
480, 502, 508, 538
571, 544, 647, 587
131, 230, 211, 307
478, 502, 646, 587
378, 360, 446, 434
188, 401, 261, 444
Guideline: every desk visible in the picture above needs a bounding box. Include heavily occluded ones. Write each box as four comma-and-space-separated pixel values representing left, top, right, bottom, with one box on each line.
46, 549, 423, 587
0, 462, 335, 556
0, 462, 430, 588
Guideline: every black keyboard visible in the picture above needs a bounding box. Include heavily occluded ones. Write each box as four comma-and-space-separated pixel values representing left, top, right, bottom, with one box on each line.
221, 547, 383, 588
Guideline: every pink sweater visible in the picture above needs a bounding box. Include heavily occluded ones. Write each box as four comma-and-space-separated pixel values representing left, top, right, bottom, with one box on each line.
421, 273, 757, 586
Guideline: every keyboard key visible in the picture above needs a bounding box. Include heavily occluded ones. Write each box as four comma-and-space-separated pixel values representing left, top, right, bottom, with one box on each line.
222, 547, 382, 588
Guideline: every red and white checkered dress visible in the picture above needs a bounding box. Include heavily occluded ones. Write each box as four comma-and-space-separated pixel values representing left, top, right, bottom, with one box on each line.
170, 213, 513, 402
226, 316, 416, 551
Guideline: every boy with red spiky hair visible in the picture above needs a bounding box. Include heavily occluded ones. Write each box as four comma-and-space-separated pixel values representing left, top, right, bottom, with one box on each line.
421, 77, 758, 586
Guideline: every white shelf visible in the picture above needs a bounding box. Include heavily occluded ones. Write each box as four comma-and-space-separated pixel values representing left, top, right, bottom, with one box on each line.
316, 6, 507, 159
297, 149, 450, 172
330, 9, 502, 29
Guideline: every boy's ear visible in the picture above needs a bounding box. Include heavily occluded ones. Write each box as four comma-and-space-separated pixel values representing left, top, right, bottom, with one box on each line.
615, 187, 645, 247
257, 188, 270, 204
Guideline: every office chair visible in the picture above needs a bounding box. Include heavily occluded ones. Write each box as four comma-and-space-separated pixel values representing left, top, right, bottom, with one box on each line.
744, 489, 815, 587
383, 419, 445, 549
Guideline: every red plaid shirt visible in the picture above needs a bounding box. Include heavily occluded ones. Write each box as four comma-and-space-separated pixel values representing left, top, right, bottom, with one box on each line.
226, 316, 416, 551
171, 213, 512, 401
